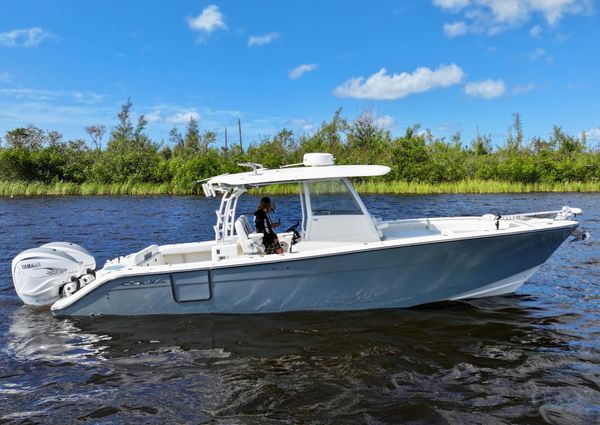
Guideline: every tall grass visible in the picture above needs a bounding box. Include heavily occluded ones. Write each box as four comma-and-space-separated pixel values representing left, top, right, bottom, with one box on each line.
0, 181, 191, 196
0, 179, 598, 197
251, 179, 600, 195
353, 179, 600, 194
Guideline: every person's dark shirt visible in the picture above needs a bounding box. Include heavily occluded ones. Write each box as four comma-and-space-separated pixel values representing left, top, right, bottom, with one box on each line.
254, 209, 276, 245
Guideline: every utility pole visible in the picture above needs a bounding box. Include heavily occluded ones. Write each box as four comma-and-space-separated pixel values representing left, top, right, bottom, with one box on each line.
224, 127, 228, 150
238, 118, 243, 152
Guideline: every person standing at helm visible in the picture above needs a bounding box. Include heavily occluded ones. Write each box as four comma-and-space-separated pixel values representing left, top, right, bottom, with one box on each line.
254, 196, 284, 254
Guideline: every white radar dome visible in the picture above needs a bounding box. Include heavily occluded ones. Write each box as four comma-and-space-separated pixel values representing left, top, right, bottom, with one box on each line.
303, 153, 334, 167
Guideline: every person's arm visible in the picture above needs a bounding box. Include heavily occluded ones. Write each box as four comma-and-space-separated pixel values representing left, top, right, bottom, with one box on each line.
265, 213, 278, 236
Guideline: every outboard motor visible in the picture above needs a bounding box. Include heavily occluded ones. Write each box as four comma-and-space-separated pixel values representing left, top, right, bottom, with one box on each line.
12, 242, 96, 306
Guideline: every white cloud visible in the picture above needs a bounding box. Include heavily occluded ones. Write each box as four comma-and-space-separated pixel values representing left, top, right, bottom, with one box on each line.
355, 111, 395, 129
375, 115, 395, 128
0, 101, 114, 131
145, 109, 162, 123
464, 79, 506, 98
166, 110, 200, 124
143, 106, 201, 124
72, 91, 104, 104
288, 118, 311, 126
512, 83, 536, 94
0, 27, 56, 47
529, 24, 543, 37
288, 118, 316, 133
0, 72, 12, 82
486, 0, 529, 24
444, 21, 469, 37
248, 32, 279, 47
187, 5, 226, 41
528, 47, 554, 64
289, 63, 318, 79
529, 47, 546, 59
144, 105, 200, 124
436, 123, 461, 133
583, 128, 600, 143
334, 64, 464, 100
529, 0, 590, 25
417, 128, 431, 138
0, 88, 104, 103
434, 0, 470, 10
0, 88, 116, 141
435, 0, 591, 37
131, 103, 204, 124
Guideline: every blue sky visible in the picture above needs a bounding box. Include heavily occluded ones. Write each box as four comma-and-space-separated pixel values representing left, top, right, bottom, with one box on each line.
1, 0, 599, 149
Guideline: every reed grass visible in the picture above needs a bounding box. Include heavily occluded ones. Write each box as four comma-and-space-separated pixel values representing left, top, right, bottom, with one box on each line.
0, 181, 191, 196
353, 179, 600, 194
250, 179, 600, 195
0, 179, 598, 197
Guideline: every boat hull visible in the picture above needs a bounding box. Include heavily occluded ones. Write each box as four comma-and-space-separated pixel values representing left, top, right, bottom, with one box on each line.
52, 225, 575, 317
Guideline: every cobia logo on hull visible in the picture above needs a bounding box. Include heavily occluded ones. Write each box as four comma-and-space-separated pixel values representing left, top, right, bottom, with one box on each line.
121, 278, 167, 287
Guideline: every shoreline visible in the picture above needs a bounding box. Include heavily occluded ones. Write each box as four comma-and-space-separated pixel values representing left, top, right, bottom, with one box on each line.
0, 180, 598, 197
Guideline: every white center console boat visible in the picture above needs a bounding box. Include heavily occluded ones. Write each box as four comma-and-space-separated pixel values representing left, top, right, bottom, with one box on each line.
12, 153, 586, 317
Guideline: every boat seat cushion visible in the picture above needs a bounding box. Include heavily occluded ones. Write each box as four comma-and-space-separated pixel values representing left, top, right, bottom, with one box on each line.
238, 214, 254, 235
235, 215, 264, 254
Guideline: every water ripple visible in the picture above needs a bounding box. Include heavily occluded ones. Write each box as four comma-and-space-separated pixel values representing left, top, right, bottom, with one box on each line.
0, 193, 599, 423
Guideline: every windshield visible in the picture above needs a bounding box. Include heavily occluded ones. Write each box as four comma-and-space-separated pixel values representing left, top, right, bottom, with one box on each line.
307, 179, 363, 216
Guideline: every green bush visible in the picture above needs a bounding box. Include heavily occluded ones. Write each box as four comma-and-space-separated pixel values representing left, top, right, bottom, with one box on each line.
1, 102, 599, 194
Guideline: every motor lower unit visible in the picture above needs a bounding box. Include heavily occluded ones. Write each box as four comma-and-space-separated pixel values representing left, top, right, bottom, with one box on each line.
12, 242, 96, 306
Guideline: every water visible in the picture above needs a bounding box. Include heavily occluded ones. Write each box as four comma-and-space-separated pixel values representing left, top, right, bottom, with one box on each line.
0, 193, 599, 424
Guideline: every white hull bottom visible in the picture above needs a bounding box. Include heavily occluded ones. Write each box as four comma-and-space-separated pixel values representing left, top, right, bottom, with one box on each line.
449, 266, 540, 300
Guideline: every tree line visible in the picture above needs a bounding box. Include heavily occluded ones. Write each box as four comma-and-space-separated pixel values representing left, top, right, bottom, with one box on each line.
0, 100, 598, 194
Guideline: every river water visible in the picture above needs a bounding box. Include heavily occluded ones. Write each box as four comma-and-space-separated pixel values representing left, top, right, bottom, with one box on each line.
0, 193, 599, 424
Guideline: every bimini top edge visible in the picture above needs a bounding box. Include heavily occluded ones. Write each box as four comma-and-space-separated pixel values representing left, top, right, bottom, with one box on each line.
206, 164, 390, 189
203, 153, 390, 194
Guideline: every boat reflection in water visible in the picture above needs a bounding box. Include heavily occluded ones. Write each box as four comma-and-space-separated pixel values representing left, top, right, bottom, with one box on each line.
4, 295, 595, 423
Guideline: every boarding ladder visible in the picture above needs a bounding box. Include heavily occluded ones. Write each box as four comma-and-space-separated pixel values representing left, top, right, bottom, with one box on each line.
213, 188, 245, 242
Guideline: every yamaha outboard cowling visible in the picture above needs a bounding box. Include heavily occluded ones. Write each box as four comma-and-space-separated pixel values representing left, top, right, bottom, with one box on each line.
12, 242, 96, 306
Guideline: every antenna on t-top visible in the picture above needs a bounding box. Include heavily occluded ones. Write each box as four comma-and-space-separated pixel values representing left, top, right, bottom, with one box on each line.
238, 118, 243, 152
237, 162, 263, 175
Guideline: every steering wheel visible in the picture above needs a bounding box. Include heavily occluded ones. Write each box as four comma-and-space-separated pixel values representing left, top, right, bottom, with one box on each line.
285, 222, 301, 244
285, 222, 299, 232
